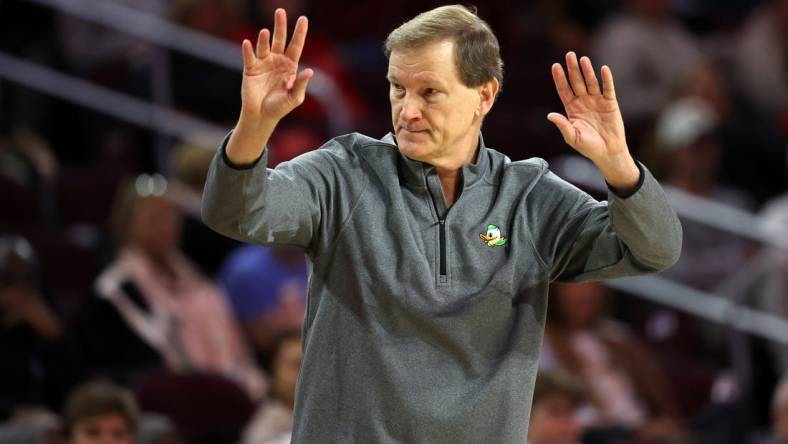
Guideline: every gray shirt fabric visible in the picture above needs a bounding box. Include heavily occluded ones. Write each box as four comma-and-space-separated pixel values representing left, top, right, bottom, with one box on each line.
202, 131, 682, 444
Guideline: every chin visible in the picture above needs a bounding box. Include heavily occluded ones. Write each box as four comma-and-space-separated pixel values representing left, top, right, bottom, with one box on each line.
397, 139, 433, 162
396, 132, 435, 161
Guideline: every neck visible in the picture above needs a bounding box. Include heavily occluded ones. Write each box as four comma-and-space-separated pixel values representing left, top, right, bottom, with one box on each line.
431, 133, 480, 207
436, 167, 462, 207
130, 244, 177, 280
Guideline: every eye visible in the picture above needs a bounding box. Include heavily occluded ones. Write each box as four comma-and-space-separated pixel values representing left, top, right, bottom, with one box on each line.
424, 88, 436, 96
391, 83, 404, 92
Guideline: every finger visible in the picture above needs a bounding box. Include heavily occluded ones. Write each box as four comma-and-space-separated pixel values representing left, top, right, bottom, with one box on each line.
601, 65, 616, 100
547, 112, 577, 146
256, 29, 270, 59
286, 16, 308, 62
242, 39, 256, 69
551, 63, 574, 105
580, 56, 601, 95
271, 8, 287, 54
289, 68, 314, 105
565, 51, 587, 96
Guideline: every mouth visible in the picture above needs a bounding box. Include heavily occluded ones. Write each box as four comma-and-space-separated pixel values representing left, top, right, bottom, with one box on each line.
398, 127, 429, 135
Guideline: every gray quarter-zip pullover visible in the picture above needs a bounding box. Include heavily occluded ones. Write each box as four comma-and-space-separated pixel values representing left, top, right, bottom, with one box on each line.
202, 131, 682, 444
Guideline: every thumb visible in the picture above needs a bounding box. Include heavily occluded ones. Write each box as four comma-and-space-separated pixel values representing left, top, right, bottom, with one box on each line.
547, 112, 576, 146
289, 68, 314, 106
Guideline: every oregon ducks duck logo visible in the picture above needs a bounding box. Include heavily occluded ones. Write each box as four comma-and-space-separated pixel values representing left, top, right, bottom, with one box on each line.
480, 224, 507, 247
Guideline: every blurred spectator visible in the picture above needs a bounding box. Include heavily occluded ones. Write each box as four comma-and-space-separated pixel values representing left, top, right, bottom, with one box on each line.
592, 0, 703, 124
667, 62, 786, 206
69, 175, 265, 400
60, 380, 181, 444
63, 381, 138, 444
0, 127, 58, 229
242, 329, 302, 444
652, 97, 753, 290
0, 126, 58, 188
527, 370, 585, 444
541, 282, 685, 443
218, 246, 307, 358
731, 0, 788, 117
0, 236, 70, 420
170, 138, 240, 276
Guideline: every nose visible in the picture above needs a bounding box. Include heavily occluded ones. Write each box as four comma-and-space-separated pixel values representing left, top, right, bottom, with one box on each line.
399, 94, 422, 123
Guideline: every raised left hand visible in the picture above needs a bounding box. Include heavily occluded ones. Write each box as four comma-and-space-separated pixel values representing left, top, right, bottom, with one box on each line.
548, 52, 639, 191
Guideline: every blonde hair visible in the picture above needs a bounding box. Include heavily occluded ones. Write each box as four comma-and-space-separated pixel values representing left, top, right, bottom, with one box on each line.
384, 5, 504, 92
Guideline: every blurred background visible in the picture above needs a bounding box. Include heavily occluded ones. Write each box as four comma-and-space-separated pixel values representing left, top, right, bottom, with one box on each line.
1, 0, 787, 443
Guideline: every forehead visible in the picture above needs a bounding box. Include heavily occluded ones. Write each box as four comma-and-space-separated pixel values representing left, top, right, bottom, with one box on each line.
387, 39, 461, 85
80, 413, 131, 429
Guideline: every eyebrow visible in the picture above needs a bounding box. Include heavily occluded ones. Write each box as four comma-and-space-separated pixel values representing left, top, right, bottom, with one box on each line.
385, 74, 446, 88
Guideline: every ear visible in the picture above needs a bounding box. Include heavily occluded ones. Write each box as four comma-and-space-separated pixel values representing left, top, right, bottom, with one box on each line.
476, 78, 500, 118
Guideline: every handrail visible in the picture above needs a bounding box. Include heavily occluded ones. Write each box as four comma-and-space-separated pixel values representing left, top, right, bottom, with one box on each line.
608, 274, 788, 345
0, 51, 226, 146
26, 0, 354, 134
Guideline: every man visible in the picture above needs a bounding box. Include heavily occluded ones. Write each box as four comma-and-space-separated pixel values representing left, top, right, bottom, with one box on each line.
202, 5, 682, 443
63, 381, 138, 444
527, 371, 584, 444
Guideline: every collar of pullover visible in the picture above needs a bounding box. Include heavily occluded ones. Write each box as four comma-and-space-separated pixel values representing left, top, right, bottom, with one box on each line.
380, 132, 490, 189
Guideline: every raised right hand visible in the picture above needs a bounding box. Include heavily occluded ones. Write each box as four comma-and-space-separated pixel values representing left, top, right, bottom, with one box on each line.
240, 8, 313, 123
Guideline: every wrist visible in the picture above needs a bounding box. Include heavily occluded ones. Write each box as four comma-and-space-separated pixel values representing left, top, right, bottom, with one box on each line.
594, 151, 640, 192
237, 112, 278, 135
226, 114, 278, 166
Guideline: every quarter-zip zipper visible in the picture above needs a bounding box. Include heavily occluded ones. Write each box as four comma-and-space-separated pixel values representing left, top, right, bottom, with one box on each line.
425, 172, 455, 285
438, 219, 447, 280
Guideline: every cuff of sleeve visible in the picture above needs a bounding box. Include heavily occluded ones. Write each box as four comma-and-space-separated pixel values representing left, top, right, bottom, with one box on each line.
219, 130, 266, 170
607, 160, 645, 199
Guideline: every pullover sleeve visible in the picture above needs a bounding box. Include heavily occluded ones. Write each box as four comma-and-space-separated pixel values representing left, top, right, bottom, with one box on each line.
532, 161, 682, 282
201, 132, 365, 255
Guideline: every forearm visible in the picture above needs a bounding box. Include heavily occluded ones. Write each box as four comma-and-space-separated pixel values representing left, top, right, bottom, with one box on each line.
202, 136, 267, 243
547, 163, 682, 282
607, 165, 682, 271
225, 113, 278, 166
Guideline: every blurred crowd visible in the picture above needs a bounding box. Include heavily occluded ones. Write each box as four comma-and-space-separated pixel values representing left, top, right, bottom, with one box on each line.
1, 0, 787, 443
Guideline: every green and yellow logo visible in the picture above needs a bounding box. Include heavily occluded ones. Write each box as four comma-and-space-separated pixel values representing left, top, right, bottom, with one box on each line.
480, 224, 507, 247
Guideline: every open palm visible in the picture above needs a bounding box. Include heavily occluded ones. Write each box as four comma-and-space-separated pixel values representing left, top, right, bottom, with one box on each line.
241, 8, 313, 122
548, 52, 628, 163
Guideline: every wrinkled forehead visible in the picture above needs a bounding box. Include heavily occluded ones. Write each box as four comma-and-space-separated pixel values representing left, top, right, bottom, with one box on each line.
386, 40, 459, 85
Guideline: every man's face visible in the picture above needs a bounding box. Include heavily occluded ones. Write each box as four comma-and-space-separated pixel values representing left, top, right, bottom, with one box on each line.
387, 40, 485, 166
70, 413, 133, 444
129, 197, 182, 257
527, 394, 582, 444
